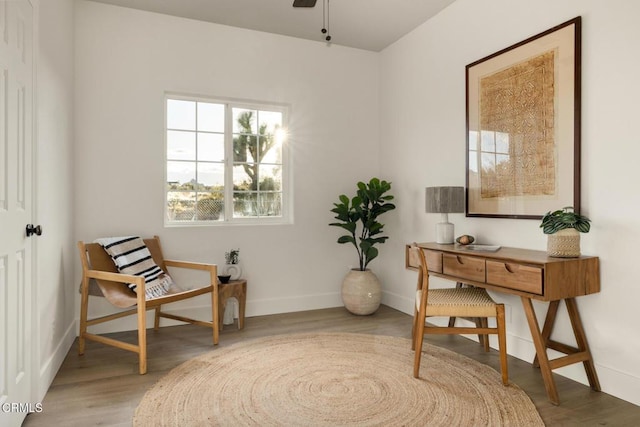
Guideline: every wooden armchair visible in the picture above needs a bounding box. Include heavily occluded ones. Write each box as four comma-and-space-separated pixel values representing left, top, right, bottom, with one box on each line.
77, 235, 219, 374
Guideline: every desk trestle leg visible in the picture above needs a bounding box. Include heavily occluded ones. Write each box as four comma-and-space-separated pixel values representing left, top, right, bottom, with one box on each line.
521, 297, 601, 405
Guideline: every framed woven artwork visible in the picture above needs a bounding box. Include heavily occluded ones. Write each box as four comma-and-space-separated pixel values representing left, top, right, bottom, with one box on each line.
465, 17, 581, 219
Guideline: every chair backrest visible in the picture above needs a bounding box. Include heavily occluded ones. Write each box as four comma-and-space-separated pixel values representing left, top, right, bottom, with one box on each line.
143, 237, 167, 272
409, 243, 429, 293
79, 236, 167, 308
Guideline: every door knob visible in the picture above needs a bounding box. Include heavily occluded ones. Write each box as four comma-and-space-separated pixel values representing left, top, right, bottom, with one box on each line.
26, 224, 42, 237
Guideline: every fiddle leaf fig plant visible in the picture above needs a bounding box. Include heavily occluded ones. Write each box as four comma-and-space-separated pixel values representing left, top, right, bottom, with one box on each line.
329, 178, 396, 271
540, 206, 591, 234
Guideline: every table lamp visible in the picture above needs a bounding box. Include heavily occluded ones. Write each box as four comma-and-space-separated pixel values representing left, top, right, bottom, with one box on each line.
425, 186, 465, 244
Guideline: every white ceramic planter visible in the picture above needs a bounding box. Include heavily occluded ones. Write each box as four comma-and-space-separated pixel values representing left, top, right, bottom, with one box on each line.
224, 263, 242, 280
341, 269, 381, 315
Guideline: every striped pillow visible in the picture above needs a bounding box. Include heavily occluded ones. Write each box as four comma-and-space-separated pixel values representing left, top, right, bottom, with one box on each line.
95, 236, 172, 300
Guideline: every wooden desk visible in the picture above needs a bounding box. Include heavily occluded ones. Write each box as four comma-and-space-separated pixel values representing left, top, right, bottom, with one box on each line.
405, 242, 601, 405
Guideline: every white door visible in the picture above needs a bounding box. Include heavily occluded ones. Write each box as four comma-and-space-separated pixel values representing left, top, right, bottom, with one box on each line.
0, 0, 35, 426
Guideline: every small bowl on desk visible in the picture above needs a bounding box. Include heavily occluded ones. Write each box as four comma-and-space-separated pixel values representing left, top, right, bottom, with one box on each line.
218, 275, 231, 284
455, 235, 475, 245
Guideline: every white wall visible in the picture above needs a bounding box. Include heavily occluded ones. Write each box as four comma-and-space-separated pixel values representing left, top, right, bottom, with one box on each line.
378, 0, 640, 406
35, 0, 76, 400
74, 1, 380, 329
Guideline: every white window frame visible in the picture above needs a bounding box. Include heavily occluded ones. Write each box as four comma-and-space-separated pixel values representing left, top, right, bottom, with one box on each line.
164, 93, 292, 226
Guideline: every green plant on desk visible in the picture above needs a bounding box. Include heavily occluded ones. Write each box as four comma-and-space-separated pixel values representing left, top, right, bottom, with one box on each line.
540, 206, 591, 234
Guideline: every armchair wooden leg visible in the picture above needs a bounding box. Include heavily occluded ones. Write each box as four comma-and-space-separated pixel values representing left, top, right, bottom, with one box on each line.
137, 332, 147, 373
154, 306, 161, 330
79, 278, 89, 356
137, 295, 147, 375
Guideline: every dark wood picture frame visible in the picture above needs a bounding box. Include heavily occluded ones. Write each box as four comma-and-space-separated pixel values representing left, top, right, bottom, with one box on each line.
465, 17, 582, 219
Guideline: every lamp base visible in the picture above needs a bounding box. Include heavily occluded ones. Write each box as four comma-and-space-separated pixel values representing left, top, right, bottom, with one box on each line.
435, 221, 454, 244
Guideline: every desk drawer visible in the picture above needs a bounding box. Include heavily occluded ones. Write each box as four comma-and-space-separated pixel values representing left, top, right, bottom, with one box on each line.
486, 261, 543, 295
443, 254, 485, 282
425, 250, 443, 273
406, 248, 443, 273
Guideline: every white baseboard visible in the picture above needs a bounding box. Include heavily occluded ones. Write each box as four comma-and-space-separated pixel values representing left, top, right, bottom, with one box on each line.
37, 320, 77, 401
245, 292, 343, 317
594, 364, 640, 407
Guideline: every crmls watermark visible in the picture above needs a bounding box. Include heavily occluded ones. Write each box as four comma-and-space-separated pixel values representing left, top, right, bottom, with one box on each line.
1, 402, 43, 413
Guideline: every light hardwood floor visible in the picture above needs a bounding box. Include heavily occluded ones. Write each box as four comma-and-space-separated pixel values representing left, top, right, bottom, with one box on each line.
24, 305, 640, 426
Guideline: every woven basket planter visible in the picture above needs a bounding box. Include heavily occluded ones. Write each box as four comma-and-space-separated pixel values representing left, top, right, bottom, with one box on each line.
547, 228, 581, 258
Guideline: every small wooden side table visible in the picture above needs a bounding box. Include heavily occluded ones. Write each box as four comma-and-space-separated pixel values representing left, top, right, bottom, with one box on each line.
218, 279, 246, 331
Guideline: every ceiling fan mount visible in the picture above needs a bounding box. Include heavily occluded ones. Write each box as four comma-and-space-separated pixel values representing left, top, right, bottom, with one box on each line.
292, 0, 317, 7
294, 0, 333, 42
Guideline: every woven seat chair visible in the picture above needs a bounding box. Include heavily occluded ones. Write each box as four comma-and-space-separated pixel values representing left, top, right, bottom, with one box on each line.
78, 235, 219, 374
409, 243, 508, 384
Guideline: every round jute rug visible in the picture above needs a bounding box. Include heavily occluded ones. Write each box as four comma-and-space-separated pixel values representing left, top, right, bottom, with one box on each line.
133, 333, 544, 426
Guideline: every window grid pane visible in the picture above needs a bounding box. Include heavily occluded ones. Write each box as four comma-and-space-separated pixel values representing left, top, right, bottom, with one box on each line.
167, 131, 196, 161
198, 132, 224, 162
231, 191, 283, 218
196, 192, 224, 221
167, 100, 196, 131
197, 102, 225, 133
167, 191, 195, 221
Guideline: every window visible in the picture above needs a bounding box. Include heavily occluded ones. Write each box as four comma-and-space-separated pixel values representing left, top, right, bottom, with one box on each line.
165, 95, 289, 225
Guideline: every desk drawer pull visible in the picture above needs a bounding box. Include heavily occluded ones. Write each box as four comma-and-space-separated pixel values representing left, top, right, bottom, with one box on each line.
456, 256, 464, 264
504, 263, 515, 274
